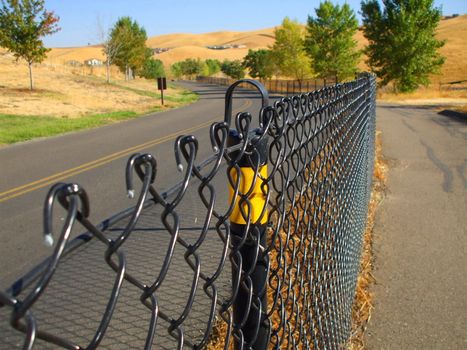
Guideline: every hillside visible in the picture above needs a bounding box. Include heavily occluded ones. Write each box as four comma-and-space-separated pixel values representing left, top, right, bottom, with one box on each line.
47, 46, 105, 64
45, 14, 467, 85
0, 50, 195, 119
435, 14, 467, 83
146, 28, 275, 48
156, 45, 249, 65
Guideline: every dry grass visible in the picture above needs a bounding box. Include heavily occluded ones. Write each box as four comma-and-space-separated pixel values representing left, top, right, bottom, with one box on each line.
0, 51, 191, 118
347, 131, 387, 350
205, 134, 387, 349
206, 318, 232, 350
452, 105, 467, 114
48, 45, 105, 63
436, 15, 467, 84
146, 28, 275, 49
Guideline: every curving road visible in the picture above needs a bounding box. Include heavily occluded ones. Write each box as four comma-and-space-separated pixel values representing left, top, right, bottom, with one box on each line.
0, 81, 267, 287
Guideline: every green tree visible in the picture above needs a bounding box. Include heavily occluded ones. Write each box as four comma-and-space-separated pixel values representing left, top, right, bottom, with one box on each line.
170, 61, 183, 79
169, 58, 205, 79
305, 1, 361, 80
243, 49, 275, 80
204, 58, 221, 76
361, 0, 445, 92
180, 58, 203, 78
139, 58, 165, 79
110, 17, 151, 80
221, 60, 245, 79
270, 17, 313, 88
0, 0, 59, 90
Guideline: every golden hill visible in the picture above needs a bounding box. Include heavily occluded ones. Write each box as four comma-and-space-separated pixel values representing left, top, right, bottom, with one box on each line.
47, 46, 105, 64
435, 14, 467, 83
155, 45, 249, 65
146, 28, 275, 48
44, 15, 466, 85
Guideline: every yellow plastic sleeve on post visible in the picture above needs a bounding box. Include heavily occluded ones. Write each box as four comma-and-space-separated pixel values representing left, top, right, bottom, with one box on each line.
228, 166, 268, 225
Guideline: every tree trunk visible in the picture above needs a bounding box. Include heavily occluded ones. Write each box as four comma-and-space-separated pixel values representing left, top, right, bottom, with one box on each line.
28, 62, 34, 90
106, 61, 110, 83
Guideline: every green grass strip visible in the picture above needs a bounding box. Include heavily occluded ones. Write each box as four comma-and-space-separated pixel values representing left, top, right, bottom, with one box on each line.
110, 82, 199, 104
0, 82, 199, 144
0, 111, 139, 144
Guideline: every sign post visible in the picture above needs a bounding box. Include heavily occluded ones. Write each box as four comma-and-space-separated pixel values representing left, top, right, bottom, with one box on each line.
157, 77, 167, 105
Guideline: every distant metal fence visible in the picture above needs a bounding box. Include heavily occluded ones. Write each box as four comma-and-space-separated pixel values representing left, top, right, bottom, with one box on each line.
0, 73, 376, 349
438, 79, 467, 91
197, 76, 338, 96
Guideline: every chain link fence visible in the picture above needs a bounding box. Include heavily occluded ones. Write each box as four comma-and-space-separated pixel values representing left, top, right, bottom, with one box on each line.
0, 73, 376, 349
197, 76, 338, 96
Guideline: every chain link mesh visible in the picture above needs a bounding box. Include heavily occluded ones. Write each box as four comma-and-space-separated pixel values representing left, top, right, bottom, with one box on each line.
0, 74, 376, 350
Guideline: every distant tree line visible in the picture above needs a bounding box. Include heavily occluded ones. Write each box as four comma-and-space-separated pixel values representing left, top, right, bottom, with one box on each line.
168, 58, 247, 80
0, 0, 445, 93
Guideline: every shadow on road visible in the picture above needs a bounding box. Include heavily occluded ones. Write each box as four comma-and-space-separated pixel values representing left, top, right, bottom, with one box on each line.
438, 109, 467, 123
379, 104, 466, 123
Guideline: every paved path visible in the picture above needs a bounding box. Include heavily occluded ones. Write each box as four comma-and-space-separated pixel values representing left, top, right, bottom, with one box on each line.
0, 81, 266, 287
367, 105, 467, 349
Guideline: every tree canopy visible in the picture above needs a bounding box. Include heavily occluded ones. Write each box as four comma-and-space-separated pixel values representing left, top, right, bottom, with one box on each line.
305, 1, 360, 80
109, 16, 151, 80
243, 49, 275, 80
270, 17, 313, 85
361, 0, 445, 92
139, 58, 165, 79
204, 59, 221, 76
221, 60, 245, 79
0, 0, 60, 89
170, 58, 205, 79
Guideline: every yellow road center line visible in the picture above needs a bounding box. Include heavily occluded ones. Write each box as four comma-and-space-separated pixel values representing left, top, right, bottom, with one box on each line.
0, 99, 253, 203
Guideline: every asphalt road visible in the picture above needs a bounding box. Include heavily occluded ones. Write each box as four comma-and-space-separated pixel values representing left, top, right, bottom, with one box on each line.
367, 104, 467, 349
0, 81, 268, 287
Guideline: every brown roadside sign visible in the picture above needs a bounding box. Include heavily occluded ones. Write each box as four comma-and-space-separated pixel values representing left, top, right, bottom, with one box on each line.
157, 77, 167, 90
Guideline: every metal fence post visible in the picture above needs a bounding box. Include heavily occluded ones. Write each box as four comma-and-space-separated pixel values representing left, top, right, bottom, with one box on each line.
228, 133, 269, 350
224, 79, 270, 350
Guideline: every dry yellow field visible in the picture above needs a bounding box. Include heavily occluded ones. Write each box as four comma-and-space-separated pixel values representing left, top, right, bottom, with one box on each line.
436, 15, 467, 83
146, 28, 275, 48
0, 51, 188, 118
47, 45, 105, 64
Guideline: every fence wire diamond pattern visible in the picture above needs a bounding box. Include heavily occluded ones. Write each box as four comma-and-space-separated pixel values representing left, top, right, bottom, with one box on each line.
0, 73, 376, 350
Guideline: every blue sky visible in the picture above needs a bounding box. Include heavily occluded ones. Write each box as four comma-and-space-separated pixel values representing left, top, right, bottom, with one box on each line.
43, 0, 466, 47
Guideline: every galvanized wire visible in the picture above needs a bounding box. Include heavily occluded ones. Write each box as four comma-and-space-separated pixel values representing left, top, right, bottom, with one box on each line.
0, 73, 376, 349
